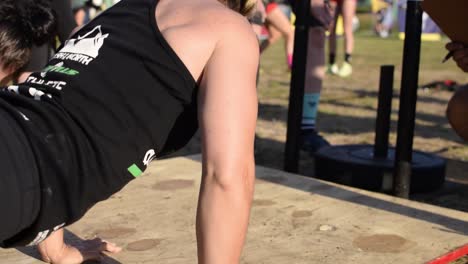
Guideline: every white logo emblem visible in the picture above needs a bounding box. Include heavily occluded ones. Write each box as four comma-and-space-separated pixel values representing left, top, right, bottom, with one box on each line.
27, 223, 65, 246
59, 26, 109, 58
143, 149, 156, 166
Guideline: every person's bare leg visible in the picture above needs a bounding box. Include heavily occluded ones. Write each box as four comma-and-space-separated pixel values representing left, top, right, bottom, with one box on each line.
341, 0, 356, 57
37, 228, 121, 264
337, 0, 356, 77
265, 7, 294, 58
342, 0, 356, 55
259, 22, 281, 53
267, 23, 282, 47
328, 2, 339, 61
327, 2, 340, 74
305, 28, 325, 94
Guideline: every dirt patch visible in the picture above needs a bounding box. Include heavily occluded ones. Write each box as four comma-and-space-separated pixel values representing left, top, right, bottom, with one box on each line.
153, 179, 194, 191
353, 234, 415, 253
94, 227, 136, 239
292, 210, 313, 218
252, 199, 277, 207
126, 239, 162, 251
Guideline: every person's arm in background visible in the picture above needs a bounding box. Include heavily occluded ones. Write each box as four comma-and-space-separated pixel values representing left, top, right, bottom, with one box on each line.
445, 42, 468, 141
196, 15, 259, 264
51, 0, 77, 43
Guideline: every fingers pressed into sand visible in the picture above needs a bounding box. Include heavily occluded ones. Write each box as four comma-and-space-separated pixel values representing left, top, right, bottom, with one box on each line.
99, 239, 122, 253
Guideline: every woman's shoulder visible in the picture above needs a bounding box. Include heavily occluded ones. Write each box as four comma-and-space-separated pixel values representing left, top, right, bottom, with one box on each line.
177, 1, 258, 53
158, 0, 254, 41
196, 2, 254, 34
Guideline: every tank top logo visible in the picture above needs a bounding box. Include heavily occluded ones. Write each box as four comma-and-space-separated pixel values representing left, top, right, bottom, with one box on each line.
127, 149, 156, 178
53, 25, 109, 65
143, 149, 156, 166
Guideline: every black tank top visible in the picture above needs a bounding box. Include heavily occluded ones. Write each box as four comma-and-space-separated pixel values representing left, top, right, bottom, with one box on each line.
1, 0, 198, 247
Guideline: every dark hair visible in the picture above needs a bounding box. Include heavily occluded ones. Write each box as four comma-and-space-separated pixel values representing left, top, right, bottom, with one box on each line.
226, 0, 257, 16
0, 0, 57, 71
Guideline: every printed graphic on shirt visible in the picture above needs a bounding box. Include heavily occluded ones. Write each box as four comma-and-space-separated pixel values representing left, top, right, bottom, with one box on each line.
127, 149, 156, 178
53, 25, 109, 65
143, 149, 156, 166
43, 62, 80, 76
7, 85, 52, 101
26, 76, 67, 90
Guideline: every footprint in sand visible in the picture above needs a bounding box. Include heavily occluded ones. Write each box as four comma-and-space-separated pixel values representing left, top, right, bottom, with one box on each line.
152, 179, 194, 191
126, 239, 162, 251
353, 234, 415, 253
94, 227, 137, 239
252, 199, 277, 206
292, 210, 313, 218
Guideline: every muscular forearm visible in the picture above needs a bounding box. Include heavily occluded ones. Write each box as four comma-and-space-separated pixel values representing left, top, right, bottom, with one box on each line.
196, 167, 255, 264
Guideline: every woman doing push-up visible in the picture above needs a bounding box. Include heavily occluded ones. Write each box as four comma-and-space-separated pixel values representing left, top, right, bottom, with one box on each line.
0, 0, 259, 263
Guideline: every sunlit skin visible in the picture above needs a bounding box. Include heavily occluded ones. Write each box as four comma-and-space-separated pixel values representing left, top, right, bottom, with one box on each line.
445, 42, 468, 141
446, 42, 468, 72
446, 86, 468, 141
0, 62, 14, 86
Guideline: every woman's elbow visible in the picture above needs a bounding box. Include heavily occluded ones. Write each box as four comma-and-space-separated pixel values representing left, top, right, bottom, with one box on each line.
205, 163, 256, 195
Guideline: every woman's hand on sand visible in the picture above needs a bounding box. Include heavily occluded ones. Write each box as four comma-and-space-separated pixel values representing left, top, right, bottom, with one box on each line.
38, 229, 121, 264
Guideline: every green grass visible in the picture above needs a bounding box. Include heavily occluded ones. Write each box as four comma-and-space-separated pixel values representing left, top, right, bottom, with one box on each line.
258, 15, 468, 161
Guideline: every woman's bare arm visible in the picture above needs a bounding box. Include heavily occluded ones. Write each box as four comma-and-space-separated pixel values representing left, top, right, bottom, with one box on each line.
196, 14, 259, 264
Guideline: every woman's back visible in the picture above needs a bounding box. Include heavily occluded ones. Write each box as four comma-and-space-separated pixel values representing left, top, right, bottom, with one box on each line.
3, 0, 207, 247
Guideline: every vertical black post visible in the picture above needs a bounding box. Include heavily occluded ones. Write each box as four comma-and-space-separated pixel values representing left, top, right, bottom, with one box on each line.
393, 0, 423, 198
374, 65, 394, 159
284, 0, 311, 173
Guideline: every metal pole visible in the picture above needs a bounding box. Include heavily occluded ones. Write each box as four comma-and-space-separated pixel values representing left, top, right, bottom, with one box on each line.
374, 65, 394, 159
284, 0, 311, 173
393, 0, 423, 198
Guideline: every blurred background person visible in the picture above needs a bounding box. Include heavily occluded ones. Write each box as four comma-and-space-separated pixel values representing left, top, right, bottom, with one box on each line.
295, 0, 333, 155
255, 0, 295, 69
327, 0, 357, 77
261, 0, 295, 69
372, 0, 394, 38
